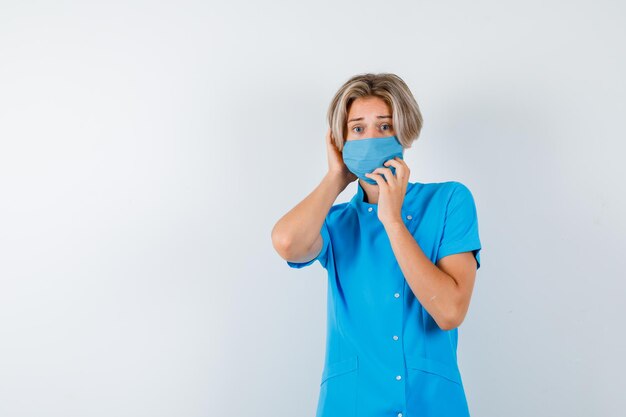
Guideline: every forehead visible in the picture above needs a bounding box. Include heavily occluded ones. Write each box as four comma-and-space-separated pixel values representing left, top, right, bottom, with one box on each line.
347, 96, 391, 118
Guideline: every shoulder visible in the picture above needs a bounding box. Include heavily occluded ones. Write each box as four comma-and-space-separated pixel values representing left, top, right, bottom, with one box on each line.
325, 201, 351, 226
444, 181, 476, 203
404, 181, 477, 215
405, 180, 464, 200
434, 181, 479, 218
441, 181, 474, 201
410, 180, 473, 199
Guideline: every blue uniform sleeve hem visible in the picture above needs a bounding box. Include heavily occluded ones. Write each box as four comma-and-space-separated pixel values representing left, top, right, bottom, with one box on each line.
436, 239, 482, 270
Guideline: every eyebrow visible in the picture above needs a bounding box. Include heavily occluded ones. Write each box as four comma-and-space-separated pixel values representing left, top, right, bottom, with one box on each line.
347, 115, 392, 123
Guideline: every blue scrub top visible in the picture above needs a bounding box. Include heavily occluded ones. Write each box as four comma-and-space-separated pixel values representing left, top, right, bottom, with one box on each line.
287, 180, 482, 417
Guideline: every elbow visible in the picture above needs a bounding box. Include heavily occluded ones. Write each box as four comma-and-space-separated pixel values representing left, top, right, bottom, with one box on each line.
437, 305, 465, 331
271, 227, 293, 258
437, 319, 459, 331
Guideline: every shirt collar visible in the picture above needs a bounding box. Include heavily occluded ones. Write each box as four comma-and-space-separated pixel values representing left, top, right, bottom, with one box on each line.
349, 179, 415, 214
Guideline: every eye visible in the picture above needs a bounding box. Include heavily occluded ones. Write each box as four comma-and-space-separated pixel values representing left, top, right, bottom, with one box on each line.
381, 123, 392, 131
352, 126, 363, 133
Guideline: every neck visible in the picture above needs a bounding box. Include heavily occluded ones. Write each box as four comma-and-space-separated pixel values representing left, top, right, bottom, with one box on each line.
360, 179, 380, 204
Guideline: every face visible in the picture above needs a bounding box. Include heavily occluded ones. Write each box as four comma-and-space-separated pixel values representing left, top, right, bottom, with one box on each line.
345, 96, 396, 142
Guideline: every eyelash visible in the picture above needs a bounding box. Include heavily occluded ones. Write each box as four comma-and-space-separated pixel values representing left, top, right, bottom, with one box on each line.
352, 123, 392, 133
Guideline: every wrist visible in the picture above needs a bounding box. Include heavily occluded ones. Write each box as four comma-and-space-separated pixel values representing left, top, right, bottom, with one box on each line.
383, 218, 406, 233
324, 171, 351, 193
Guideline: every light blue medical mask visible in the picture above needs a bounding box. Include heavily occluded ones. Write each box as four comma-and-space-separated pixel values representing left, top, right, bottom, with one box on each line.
342, 135, 404, 185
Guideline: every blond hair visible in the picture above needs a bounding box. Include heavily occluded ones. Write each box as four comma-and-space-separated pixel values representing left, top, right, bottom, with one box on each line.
327, 73, 423, 151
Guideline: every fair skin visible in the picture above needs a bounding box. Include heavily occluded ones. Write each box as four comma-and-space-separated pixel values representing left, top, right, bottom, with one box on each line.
271, 95, 477, 330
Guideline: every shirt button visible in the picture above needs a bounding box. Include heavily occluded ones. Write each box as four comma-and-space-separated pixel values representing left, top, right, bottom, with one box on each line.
393, 335, 399, 341
397, 413, 403, 417
396, 375, 402, 381
394, 292, 400, 298
406, 215, 412, 220
368, 207, 373, 212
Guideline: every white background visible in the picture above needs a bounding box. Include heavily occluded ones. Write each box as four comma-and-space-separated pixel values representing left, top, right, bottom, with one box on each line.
1, 1, 625, 416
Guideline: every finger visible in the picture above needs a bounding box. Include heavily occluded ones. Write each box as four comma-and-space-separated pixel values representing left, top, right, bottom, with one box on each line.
370, 167, 398, 186
383, 159, 403, 180
394, 156, 409, 170
364, 172, 387, 190
384, 158, 408, 180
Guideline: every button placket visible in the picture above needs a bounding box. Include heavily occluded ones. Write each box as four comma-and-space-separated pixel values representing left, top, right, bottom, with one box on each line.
392, 290, 405, 391
401, 206, 413, 222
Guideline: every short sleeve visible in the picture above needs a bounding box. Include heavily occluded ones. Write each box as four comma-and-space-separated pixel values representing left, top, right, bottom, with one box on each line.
436, 182, 482, 270
286, 217, 331, 270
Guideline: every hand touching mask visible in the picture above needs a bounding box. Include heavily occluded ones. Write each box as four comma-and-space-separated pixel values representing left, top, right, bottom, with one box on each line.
342, 135, 404, 185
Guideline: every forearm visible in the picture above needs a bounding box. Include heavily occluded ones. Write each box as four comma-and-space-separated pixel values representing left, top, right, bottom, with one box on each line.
384, 221, 461, 330
272, 172, 347, 255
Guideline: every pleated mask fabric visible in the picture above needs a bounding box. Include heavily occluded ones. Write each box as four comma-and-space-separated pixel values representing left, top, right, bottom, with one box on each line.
342, 135, 404, 184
